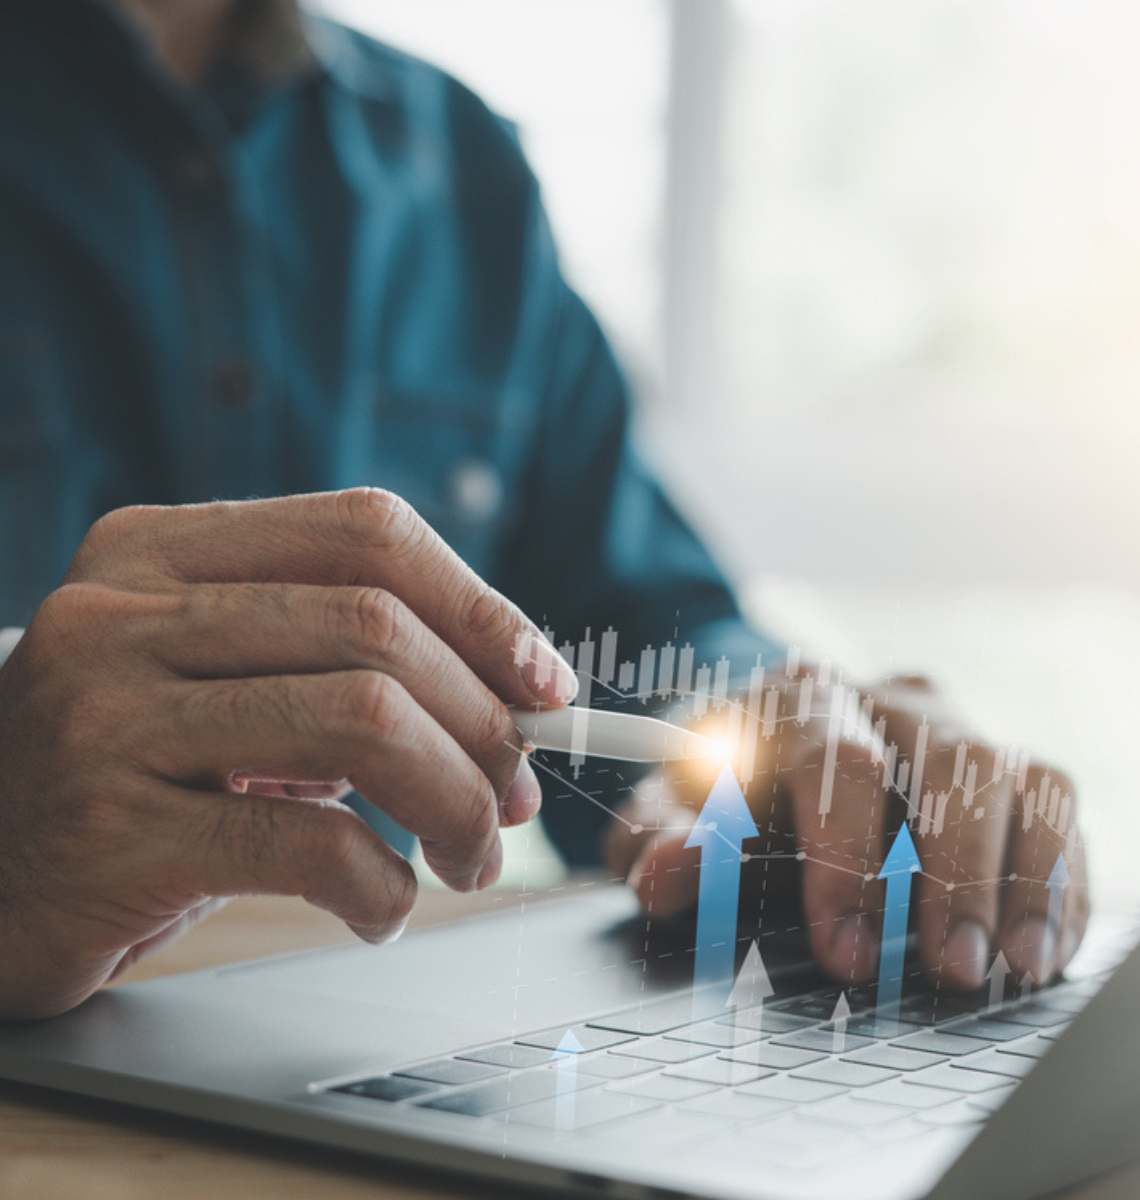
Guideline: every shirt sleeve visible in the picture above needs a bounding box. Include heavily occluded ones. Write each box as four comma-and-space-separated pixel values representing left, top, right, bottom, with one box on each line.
496, 187, 783, 867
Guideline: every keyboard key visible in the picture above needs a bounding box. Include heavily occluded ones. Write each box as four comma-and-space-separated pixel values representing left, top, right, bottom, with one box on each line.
899, 993, 986, 1025
681, 1092, 789, 1122
586, 1109, 723, 1150
916, 1100, 987, 1127
863, 1115, 932, 1143
1033, 989, 1088, 1014
516, 1025, 635, 1053
739, 1076, 847, 1104
572, 1054, 657, 1080
843, 1046, 948, 1072
1039, 1027, 1068, 1041
393, 1059, 504, 1087
840, 1016, 923, 1039
457, 1044, 554, 1070
417, 1068, 600, 1117
902, 1063, 1013, 1093
996, 1037, 1051, 1061
771, 993, 856, 1021
950, 1050, 1037, 1080
665, 1022, 763, 1049
333, 1076, 437, 1103
965, 1086, 1017, 1114
588, 993, 724, 1036
502, 1089, 661, 1131
609, 1074, 718, 1102
772, 1029, 875, 1054
665, 1058, 774, 1086
721, 1043, 826, 1070
941, 1016, 1039, 1042
794, 1061, 899, 1088
860, 1079, 959, 1110
809, 1097, 906, 1128
717, 1007, 816, 1034
610, 1038, 716, 1064
990, 1003, 1070, 1028
890, 1031, 989, 1056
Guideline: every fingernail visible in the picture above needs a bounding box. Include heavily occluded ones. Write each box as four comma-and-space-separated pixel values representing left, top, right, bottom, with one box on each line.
831, 914, 878, 981
943, 920, 990, 990
517, 630, 578, 705
502, 756, 542, 827
476, 837, 503, 890
351, 916, 407, 946
228, 771, 251, 794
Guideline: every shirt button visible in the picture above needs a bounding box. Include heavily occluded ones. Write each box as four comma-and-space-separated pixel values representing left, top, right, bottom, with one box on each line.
210, 360, 256, 409
451, 460, 502, 521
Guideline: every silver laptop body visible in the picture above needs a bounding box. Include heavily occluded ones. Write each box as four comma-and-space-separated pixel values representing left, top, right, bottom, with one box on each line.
0, 886, 1136, 1200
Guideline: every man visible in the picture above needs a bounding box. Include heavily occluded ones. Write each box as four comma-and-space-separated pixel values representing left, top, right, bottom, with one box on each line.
0, 0, 1086, 1019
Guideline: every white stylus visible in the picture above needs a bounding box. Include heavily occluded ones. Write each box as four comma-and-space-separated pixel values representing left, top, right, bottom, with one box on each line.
510, 706, 723, 764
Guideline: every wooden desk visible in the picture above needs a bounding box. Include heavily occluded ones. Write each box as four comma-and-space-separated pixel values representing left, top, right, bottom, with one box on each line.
2, 890, 1138, 1200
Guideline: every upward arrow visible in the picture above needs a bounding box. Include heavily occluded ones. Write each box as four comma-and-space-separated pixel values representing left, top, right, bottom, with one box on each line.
727, 941, 774, 1011
875, 824, 921, 1023
829, 992, 852, 1054
685, 765, 760, 1012
1045, 852, 1070, 931
552, 1029, 584, 1131
985, 950, 1011, 1011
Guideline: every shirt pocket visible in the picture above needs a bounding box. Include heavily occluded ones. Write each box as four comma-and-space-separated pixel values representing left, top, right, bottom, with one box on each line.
367, 381, 536, 574
0, 325, 69, 464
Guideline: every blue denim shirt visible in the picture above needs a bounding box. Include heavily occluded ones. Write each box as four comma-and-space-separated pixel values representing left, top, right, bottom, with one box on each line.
0, 2, 779, 863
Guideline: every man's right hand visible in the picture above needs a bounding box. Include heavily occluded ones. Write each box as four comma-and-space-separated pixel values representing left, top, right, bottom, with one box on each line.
0, 489, 576, 1019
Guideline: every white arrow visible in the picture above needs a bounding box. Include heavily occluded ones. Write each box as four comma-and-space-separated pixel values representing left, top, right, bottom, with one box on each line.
726, 940, 774, 1027
829, 992, 852, 1054
985, 951, 1011, 1011
1018, 970, 1036, 1001
553, 1029, 584, 1130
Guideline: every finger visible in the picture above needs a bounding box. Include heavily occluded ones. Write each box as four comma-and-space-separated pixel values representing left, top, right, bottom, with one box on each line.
155, 670, 501, 892
912, 746, 1014, 990
792, 738, 886, 985
76, 491, 577, 706
628, 833, 701, 917
1058, 828, 1090, 972
166, 788, 417, 943
152, 583, 533, 811
998, 762, 1083, 985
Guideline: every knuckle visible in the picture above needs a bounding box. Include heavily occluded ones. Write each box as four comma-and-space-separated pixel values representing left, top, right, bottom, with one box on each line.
345, 587, 408, 659
458, 581, 518, 646
335, 487, 421, 554
341, 671, 407, 740
76, 505, 155, 566
471, 700, 518, 787
385, 857, 418, 923
460, 781, 498, 856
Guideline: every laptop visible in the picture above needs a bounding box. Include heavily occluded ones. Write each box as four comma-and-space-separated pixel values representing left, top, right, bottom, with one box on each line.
0, 884, 1136, 1200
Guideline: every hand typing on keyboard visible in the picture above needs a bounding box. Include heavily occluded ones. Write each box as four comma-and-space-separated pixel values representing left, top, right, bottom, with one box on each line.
606, 672, 1088, 992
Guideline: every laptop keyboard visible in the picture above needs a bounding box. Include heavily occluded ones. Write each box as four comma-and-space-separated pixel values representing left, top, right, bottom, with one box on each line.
323, 974, 1103, 1159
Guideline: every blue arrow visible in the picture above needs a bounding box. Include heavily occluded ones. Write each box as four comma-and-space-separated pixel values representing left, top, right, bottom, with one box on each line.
552, 1029, 584, 1130
876, 823, 922, 1023
685, 765, 760, 1011
1044, 852, 1070, 964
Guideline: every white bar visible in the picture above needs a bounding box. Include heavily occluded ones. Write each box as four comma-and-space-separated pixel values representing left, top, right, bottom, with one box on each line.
511, 707, 721, 763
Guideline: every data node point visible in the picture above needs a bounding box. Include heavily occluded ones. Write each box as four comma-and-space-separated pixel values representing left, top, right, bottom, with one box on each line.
630, 823, 643, 835
946, 882, 955, 893
1008, 872, 1018, 881
795, 850, 807, 862
706, 821, 719, 833
740, 852, 752, 863
864, 872, 875, 882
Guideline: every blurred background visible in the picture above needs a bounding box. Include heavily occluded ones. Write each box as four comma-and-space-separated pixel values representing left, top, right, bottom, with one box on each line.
314, 0, 1140, 898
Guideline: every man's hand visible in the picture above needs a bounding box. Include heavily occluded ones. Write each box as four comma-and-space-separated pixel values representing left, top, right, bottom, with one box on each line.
0, 489, 575, 1019
607, 672, 1089, 993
